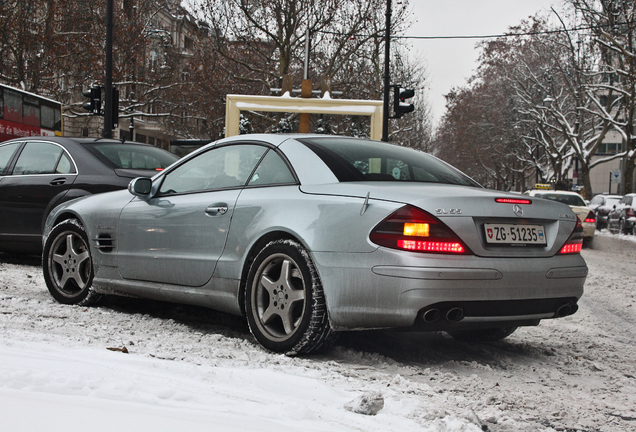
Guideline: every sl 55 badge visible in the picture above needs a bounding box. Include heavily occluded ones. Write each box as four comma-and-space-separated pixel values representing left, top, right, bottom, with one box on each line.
436, 208, 462, 215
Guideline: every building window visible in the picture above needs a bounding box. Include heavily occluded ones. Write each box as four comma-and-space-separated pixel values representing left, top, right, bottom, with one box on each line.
149, 49, 158, 71
599, 94, 619, 107
184, 36, 193, 51
597, 142, 623, 154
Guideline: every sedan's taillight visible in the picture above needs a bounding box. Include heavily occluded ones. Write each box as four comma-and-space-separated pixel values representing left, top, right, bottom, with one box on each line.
584, 211, 596, 223
627, 208, 636, 218
370, 206, 471, 254
558, 218, 583, 254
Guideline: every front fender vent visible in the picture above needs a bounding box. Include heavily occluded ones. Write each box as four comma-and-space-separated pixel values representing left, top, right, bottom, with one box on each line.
94, 234, 115, 253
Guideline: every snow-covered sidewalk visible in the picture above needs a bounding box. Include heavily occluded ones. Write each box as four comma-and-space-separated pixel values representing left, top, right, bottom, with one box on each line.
1, 232, 635, 431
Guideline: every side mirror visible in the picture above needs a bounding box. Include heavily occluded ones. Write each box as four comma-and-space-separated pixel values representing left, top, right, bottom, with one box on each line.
128, 177, 153, 197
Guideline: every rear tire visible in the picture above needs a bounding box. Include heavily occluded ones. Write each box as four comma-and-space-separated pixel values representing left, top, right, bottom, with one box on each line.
245, 239, 333, 355
43, 219, 101, 306
447, 327, 518, 342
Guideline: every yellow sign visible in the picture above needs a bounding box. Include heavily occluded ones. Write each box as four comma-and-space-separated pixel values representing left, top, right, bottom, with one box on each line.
533, 183, 552, 190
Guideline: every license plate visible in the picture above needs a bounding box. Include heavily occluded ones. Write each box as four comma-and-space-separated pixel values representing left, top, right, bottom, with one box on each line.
484, 223, 546, 245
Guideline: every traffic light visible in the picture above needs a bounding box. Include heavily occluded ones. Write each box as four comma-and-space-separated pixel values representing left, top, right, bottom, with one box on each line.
392, 85, 415, 118
82, 86, 102, 115
111, 88, 119, 129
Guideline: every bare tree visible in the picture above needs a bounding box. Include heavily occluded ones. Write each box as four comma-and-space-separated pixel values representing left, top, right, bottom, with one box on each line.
571, 0, 636, 194
435, 11, 628, 197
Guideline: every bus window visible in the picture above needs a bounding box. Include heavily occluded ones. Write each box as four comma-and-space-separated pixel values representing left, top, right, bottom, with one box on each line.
23, 95, 40, 127
4, 89, 22, 123
41, 105, 56, 130
54, 106, 62, 132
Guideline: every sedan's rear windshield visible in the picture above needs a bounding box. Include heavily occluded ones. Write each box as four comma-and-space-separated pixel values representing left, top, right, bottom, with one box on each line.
87, 143, 179, 170
535, 193, 587, 207
299, 137, 480, 187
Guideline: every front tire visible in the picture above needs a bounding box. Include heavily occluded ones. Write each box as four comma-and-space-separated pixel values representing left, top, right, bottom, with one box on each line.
245, 239, 333, 355
43, 219, 101, 306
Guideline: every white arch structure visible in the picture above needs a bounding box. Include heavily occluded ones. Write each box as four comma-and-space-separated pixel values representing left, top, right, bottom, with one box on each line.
225, 94, 383, 140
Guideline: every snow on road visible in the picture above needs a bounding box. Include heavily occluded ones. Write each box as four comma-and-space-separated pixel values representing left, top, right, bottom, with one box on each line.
1, 232, 635, 431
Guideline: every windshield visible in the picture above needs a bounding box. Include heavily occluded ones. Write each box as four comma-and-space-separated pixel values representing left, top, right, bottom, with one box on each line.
299, 137, 480, 187
87, 143, 179, 170
535, 193, 587, 207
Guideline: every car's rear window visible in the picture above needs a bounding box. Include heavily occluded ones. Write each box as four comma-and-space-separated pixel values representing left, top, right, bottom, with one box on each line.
535, 193, 587, 207
299, 137, 480, 187
87, 143, 179, 170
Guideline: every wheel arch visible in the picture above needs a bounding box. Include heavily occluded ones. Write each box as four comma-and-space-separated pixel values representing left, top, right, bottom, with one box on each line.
51, 210, 86, 229
238, 230, 312, 317
43, 210, 87, 249
40, 189, 92, 233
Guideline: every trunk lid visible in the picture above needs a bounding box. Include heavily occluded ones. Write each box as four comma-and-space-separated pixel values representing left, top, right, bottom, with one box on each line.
300, 182, 577, 257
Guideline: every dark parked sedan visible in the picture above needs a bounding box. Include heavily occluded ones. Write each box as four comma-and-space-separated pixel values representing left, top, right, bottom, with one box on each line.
608, 193, 636, 235
589, 193, 622, 229
0, 136, 178, 252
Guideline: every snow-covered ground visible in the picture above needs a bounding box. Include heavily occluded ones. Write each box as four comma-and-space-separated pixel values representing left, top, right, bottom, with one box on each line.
1, 232, 635, 431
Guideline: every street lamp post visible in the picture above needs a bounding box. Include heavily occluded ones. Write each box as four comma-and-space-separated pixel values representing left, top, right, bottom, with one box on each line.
381, 0, 391, 142
103, 0, 114, 138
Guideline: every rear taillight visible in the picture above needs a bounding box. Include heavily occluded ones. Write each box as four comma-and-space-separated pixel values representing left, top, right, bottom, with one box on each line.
558, 218, 583, 254
584, 211, 596, 223
627, 208, 636, 218
370, 206, 471, 254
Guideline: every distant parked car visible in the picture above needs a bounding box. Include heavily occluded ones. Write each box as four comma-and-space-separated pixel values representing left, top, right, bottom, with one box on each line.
0, 136, 179, 253
589, 194, 622, 229
524, 190, 596, 243
608, 193, 636, 235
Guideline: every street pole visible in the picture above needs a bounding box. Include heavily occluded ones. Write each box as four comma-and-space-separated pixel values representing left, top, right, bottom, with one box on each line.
381, 0, 391, 142
103, 0, 114, 138
299, 27, 312, 133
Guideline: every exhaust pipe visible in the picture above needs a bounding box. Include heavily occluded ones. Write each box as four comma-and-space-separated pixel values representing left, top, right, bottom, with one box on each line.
422, 308, 441, 323
556, 303, 578, 318
446, 307, 464, 322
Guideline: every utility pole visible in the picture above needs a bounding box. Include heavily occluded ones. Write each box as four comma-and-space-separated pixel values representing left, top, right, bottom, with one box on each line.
103, 0, 114, 138
381, 0, 391, 142
299, 27, 312, 133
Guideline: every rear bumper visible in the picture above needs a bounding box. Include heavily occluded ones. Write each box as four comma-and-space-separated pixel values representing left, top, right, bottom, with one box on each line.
582, 221, 596, 238
313, 248, 587, 331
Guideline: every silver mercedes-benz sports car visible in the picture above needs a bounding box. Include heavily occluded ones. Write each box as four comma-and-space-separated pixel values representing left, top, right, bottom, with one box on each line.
42, 134, 587, 355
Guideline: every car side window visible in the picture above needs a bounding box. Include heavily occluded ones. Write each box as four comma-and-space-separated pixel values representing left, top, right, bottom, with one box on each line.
12, 142, 75, 175
0, 143, 21, 174
159, 144, 267, 195
248, 150, 296, 186
56, 152, 75, 174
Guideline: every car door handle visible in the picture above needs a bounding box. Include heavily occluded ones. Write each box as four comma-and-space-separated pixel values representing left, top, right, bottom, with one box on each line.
205, 203, 228, 216
50, 177, 67, 186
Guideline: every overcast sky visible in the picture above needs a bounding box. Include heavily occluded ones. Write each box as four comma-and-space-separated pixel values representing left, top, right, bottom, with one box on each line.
405, 0, 559, 126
